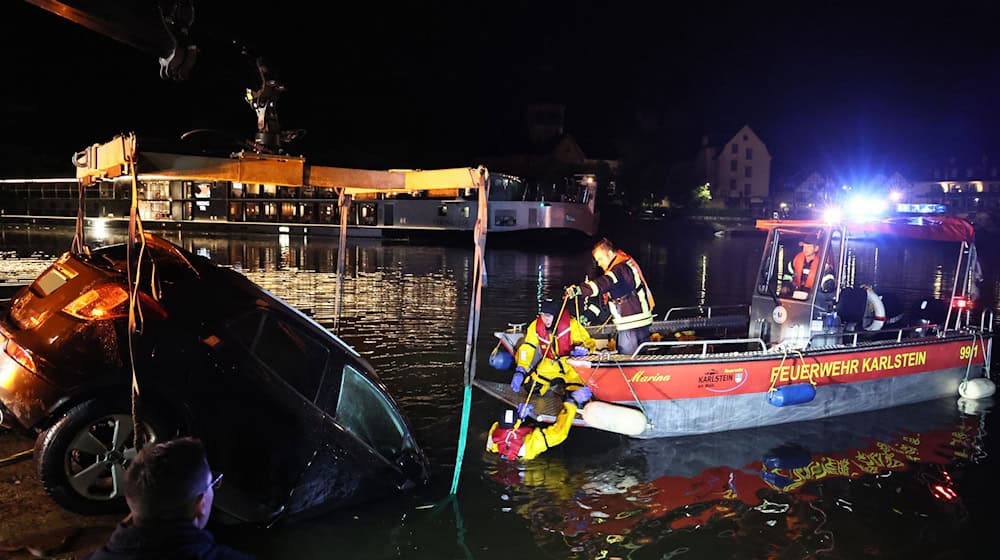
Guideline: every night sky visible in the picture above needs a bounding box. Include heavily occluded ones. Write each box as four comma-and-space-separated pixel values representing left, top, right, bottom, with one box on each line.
4, 1, 1000, 185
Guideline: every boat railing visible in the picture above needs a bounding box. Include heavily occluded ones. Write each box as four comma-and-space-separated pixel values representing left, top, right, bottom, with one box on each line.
955, 307, 993, 332
811, 317, 994, 348
632, 337, 767, 358
939, 306, 994, 334
810, 324, 943, 348
662, 304, 749, 321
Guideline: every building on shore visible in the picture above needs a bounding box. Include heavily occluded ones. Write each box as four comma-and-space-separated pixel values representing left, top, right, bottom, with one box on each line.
908, 155, 1000, 214
693, 125, 772, 211
778, 170, 912, 211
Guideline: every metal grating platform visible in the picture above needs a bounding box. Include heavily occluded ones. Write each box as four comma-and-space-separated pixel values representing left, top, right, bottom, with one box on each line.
472, 379, 588, 426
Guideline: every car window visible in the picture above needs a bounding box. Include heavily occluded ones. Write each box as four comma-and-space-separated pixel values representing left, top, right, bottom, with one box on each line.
229, 311, 265, 347
229, 310, 328, 402
336, 365, 409, 459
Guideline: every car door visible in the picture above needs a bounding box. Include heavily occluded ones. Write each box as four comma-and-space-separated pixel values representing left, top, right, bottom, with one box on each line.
314, 358, 428, 491
192, 308, 331, 524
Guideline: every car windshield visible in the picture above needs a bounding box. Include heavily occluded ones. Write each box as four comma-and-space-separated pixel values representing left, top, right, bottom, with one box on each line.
336, 364, 410, 459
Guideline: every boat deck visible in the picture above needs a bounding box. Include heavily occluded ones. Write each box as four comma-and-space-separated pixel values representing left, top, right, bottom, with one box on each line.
472, 380, 590, 427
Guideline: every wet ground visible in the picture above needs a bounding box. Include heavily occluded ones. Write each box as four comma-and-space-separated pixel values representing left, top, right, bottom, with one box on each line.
0, 430, 117, 559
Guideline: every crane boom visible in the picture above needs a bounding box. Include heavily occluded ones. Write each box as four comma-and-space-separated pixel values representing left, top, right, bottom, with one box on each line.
24, 0, 196, 80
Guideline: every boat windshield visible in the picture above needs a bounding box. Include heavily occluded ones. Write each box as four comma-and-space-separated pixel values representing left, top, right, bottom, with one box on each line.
758, 228, 837, 301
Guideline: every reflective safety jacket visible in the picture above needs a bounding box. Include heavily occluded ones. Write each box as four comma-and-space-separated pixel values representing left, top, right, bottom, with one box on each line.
792, 253, 835, 291
537, 310, 573, 359
792, 252, 818, 289
516, 314, 595, 371
580, 250, 654, 330
486, 402, 579, 460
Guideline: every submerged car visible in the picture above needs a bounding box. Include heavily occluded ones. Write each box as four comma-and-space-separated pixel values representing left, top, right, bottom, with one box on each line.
0, 234, 428, 524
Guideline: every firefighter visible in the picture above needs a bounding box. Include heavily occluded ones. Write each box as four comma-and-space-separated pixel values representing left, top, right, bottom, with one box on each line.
486, 387, 593, 461
566, 238, 655, 355
791, 230, 836, 293
510, 298, 596, 397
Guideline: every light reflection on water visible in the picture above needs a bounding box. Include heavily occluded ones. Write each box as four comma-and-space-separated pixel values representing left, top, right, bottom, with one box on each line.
490, 396, 991, 559
1, 225, 999, 559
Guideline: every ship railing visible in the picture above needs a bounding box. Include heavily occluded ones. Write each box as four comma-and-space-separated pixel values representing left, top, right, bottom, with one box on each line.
662, 304, 749, 321
953, 307, 994, 332
632, 337, 767, 358
811, 319, 994, 348
820, 324, 941, 348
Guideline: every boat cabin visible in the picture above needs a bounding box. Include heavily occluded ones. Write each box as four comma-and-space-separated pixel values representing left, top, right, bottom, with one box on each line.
749, 218, 982, 349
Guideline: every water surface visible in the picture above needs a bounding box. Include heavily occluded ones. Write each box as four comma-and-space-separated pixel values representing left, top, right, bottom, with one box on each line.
1, 223, 998, 559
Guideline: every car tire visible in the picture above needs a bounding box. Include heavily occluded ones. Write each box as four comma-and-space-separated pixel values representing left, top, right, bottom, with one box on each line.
34, 399, 169, 515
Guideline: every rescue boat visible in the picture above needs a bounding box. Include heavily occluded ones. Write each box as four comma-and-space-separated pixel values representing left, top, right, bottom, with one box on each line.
477, 216, 995, 438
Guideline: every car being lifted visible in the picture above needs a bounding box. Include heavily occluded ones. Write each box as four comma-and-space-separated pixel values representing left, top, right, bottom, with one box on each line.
0, 233, 428, 524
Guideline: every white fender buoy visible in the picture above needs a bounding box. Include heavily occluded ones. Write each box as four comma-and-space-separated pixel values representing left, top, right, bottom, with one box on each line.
864, 287, 886, 331
959, 378, 996, 399
581, 401, 648, 436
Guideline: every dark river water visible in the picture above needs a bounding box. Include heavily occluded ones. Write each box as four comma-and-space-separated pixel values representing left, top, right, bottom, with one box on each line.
1, 222, 999, 559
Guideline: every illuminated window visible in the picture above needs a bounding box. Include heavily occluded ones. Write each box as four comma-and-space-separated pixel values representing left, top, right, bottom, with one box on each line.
228, 203, 244, 222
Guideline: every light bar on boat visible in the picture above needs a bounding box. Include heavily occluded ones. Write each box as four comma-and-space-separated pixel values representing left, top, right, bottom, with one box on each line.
822, 207, 842, 224
846, 195, 888, 221
896, 203, 947, 214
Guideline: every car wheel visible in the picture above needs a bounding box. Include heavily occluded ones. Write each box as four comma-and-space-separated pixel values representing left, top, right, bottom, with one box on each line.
34, 399, 167, 515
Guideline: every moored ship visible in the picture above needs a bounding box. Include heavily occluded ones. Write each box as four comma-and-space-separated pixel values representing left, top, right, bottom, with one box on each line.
0, 170, 598, 241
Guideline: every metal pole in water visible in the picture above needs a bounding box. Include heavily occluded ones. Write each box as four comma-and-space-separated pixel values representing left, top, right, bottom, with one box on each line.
334, 190, 351, 334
